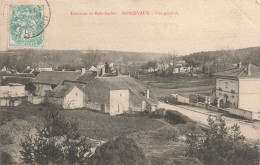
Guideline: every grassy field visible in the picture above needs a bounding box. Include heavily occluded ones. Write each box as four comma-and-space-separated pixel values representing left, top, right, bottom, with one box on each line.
137, 74, 215, 97
0, 105, 203, 164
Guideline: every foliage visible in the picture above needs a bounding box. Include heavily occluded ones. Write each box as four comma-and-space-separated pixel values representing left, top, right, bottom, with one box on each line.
25, 83, 36, 93
0, 131, 13, 145
0, 151, 13, 164
165, 110, 193, 125
19, 108, 91, 164
186, 116, 259, 165
87, 136, 149, 165
105, 61, 111, 73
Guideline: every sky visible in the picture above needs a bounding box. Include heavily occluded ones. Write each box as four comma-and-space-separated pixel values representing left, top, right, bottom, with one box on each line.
0, 0, 260, 55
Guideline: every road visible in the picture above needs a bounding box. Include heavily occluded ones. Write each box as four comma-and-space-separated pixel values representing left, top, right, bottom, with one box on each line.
159, 102, 260, 142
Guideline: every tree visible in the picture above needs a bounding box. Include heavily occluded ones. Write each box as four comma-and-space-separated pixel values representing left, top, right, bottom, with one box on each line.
186, 116, 259, 165
20, 108, 91, 164
105, 61, 111, 73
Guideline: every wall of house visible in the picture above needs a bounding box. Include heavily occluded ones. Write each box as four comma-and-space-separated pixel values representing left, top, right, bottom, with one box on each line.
238, 78, 260, 113
109, 90, 129, 116
215, 78, 239, 107
0, 85, 26, 98
28, 96, 45, 104
34, 84, 52, 96
129, 91, 143, 111
63, 87, 84, 109
0, 98, 22, 106
39, 68, 53, 71
83, 81, 110, 112
47, 97, 63, 107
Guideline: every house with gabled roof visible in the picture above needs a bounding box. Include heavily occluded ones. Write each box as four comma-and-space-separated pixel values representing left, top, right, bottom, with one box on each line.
38, 62, 53, 71
46, 84, 85, 109
213, 63, 260, 120
33, 71, 82, 97
73, 75, 158, 115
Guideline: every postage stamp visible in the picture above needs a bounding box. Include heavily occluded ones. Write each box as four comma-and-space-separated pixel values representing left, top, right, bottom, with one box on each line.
9, 5, 44, 48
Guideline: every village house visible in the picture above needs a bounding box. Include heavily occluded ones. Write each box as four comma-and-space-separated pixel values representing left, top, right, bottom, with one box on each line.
213, 63, 260, 120
0, 83, 26, 107
38, 62, 53, 71
46, 84, 85, 109
46, 75, 159, 115
31, 70, 83, 104
77, 76, 158, 115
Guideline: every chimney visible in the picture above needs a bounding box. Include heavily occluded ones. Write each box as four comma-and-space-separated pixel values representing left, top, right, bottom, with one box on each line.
247, 63, 252, 76
81, 68, 86, 75
238, 62, 242, 68
102, 67, 105, 75
146, 89, 150, 98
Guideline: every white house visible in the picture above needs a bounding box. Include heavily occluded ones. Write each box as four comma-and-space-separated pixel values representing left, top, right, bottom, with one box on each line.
38, 62, 53, 71
0, 83, 26, 106
31, 71, 82, 104
46, 84, 85, 109
213, 63, 260, 120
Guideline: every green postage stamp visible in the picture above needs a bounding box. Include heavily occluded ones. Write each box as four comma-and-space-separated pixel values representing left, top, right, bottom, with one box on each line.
9, 5, 44, 48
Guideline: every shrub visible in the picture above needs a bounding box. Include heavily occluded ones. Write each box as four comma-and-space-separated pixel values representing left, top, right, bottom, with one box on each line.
19, 108, 91, 164
0, 151, 13, 164
186, 116, 259, 165
150, 108, 166, 118
165, 110, 193, 125
156, 127, 180, 141
0, 131, 12, 145
87, 136, 149, 165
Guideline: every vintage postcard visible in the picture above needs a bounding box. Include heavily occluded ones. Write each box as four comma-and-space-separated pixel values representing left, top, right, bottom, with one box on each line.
0, 0, 260, 164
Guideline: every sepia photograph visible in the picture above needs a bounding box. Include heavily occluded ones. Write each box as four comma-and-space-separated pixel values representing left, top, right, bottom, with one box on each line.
0, 0, 260, 164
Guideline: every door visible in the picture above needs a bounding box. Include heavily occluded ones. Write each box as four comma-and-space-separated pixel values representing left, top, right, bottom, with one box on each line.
118, 104, 123, 114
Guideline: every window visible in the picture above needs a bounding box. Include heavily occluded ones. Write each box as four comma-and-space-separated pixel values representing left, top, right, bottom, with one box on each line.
75, 93, 78, 96
225, 82, 228, 89
120, 94, 122, 97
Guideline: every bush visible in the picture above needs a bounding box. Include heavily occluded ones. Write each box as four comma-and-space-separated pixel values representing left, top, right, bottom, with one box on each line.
186, 116, 259, 165
0, 151, 13, 164
87, 136, 149, 165
155, 127, 179, 141
165, 110, 193, 125
0, 131, 12, 145
19, 108, 91, 164
150, 108, 166, 118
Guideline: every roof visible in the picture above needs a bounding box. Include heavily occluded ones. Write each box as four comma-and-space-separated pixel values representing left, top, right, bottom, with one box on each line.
46, 84, 83, 98
213, 64, 260, 79
76, 71, 96, 82
0, 71, 12, 77
33, 71, 81, 85
23, 68, 34, 73
90, 76, 158, 105
13, 73, 35, 78
89, 66, 98, 71
1, 76, 32, 85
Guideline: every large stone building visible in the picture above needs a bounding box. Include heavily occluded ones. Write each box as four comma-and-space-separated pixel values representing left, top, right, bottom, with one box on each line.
46, 76, 159, 116
213, 63, 260, 120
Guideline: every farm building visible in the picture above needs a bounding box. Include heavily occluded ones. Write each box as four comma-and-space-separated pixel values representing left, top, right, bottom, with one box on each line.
0, 83, 26, 106
76, 75, 158, 115
46, 84, 85, 109
33, 71, 82, 96
46, 75, 159, 115
213, 63, 260, 120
